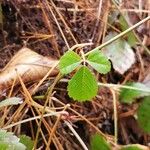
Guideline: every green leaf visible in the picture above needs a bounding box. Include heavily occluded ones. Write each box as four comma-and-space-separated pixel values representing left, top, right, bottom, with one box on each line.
119, 15, 137, 46
0, 97, 22, 108
12, 143, 26, 150
120, 144, 147, 150
137, 96, 150, 133
0, 142, 11, 150
19, 135, 34, 150
120, 82, 150, 103
0, 130, 26, 150
0, 142, 26, 150
90, 134, 111, 150
103, 32, 135, 74
59, 51, 81, 74
68, 66, 98, 101
87, 50, 111, 74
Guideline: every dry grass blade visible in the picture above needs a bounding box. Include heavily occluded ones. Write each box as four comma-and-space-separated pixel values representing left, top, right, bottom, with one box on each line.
0, 1, 149, 149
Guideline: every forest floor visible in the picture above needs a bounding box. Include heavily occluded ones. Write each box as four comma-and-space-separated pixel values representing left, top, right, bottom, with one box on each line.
0, 0, 150, 149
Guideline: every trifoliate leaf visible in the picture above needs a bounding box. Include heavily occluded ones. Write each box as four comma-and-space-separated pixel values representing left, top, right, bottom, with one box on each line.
137, 96, 150, 133
120, 144, 148, 150
68, 66, 98, 101
0, 97, 23, 108
19, 135, 34, 150
103, 32, 135, 74
91, 134, 111, 150
87, 50, 111, 74
120, 82, 150, 103
59, 51, 81, 74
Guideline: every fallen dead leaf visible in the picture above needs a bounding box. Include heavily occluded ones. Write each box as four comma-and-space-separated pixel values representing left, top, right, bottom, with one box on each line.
103, 32, 135, 74
0, 48, 58, 95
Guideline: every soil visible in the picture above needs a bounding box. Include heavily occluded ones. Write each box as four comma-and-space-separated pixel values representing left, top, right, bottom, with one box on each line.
0, 0, 150, 149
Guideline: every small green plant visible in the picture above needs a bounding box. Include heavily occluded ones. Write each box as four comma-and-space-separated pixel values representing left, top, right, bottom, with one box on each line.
90, 133, 111, 150
19, 135, 34, 150
120, 82, 150, 104
137, 96, 150, 133
90, 133, 146, 150
119, 15, 137, 46
0, 129, 33, 150
59, 49, 111, 101
0, 97, 23, 108
119, 82, 150, 133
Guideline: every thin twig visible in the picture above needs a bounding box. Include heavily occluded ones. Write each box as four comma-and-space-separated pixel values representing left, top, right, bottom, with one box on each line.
111, 0, 150, 55
98, 82, 150, 92
85, 15, 150, 56
69, 43, 93, 51
3, 111, 67, 130
46, 0, 70, 49
34, 73, 62, 149
60, 79, 150, 92
110, 89, 118, 144
46, 104, 69, 149
64, 121, 88, 150
122, 9, 150, 13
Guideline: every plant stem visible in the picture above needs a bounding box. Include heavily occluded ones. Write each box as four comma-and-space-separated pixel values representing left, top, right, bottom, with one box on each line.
85, 15, 150, 56
34, 73, 62, 149
3, 111, 67, 130
69, 43, 93, 51
60, 79, 150, 93
110, 89, 118, 144
111, 0, 150, 55
64, 121, 88, 150
98, 82, 150, 93
46, 104, 69, 149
